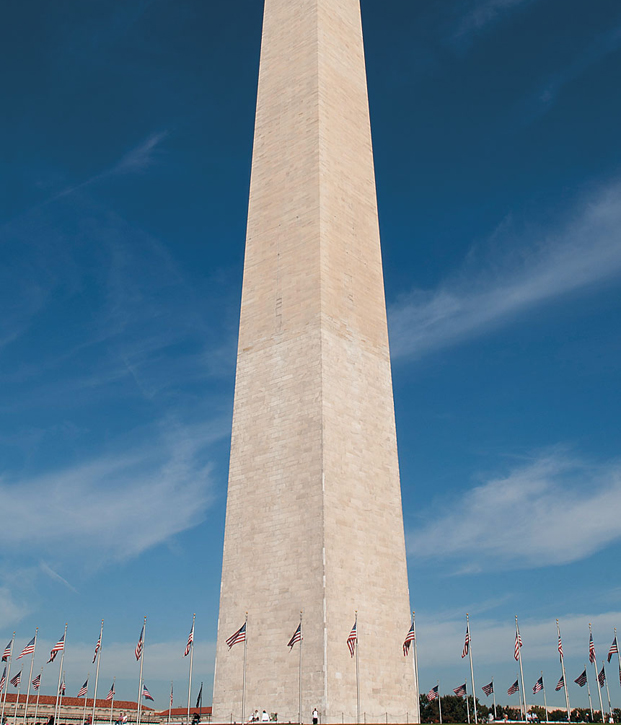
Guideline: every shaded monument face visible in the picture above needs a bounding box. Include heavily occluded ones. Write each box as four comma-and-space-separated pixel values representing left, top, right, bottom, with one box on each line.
212, 0, 416, 722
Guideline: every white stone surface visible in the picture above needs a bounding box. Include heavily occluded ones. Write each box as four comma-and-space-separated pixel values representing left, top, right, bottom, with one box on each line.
212, 1, 416, 721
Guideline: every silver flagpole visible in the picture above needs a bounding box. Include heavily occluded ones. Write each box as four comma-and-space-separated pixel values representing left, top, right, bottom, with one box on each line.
590, 624, 605, 722
585, 665, 594, 723
298, 611, 303, 725
516, 617, 527, 721
465, 685, 470, 725
82, 676, 90, 725
109, 678, 116, 725
616, 628, 621, 697
603, 662, 612, 721
58, 671, 66, 724
355, 612, 360, 725
1, 632, 16, 725
168, 682, 173, 725
437, 681, 442, 725
412, 613, 420, 725
22, 629, 38, 725
137, 617, 147, 725
492, 679, 496, 721
54, 624, 68, 724
92, 620, 104, 725
556, 620, 571, 723
242, 613, 248, 725
12, 675, 21, 725
33, 668, 43, 725
541, 672, 548, 724
187, 614, 196, 725
466, 615, 478, 724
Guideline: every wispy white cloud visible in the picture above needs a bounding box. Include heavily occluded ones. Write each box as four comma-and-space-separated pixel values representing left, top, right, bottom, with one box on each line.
0, 586, 29, 628
0, 421, 221, 564
40, 562, 79, 594
389, 179, 621, 360
452, 0, 535, 43
407, 449, 621, 570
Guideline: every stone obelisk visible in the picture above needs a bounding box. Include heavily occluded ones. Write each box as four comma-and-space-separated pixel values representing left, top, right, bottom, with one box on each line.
212, 0, 415, 722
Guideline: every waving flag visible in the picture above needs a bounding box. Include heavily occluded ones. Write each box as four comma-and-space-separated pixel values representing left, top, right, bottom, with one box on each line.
589, 632, 596, 664
514, 630, 523, 661
574, 669, 588, 687
453, 683, 467, 697
533, 677, 544, 694
287, 623, 302, 650
347, 621, 357, 658
32, 674, 41, 690
558, 634, 564, 659
598, 665, 606, 688
226, 622, 247, 649
59, 679, 65, 696
10, 671, 21, 688
77, 680, 88, 698
184, 621, 194, 657
196, 683, 203, 709
482, 681, 494, 697
48, 633, 65, 663
462, 625, 470, 659
427, 685, 439, 701
170, 682, 174, 708
93, 635, 101, 664
608, 636, 618, 663
135, 625, 144, 661
403, 623, 415, 656
2, 639, 13, 662
106, 683, 115, 701
555, 676, 565, 691
0, 667, 6, 690
508, 680, 519, 695
142, 684, 154, 701
17, 636, 36, 660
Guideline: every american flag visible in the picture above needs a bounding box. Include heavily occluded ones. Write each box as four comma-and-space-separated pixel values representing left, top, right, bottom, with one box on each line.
462, 625, 470, 659
184, 622, 194, 657
10, 671, 21, 688
287, 623, 302, 650
427, 685, 439, 701
482, 681, 494, 697
514, 629, 523, 661
589, 632, 596, 664
135, 625, 144, 661
170, 683, 174, 708
59, 679, 66, 696
17, 636, 36, 660
93, 635, 101, 664
32, 674, 41, 690
2, 638, 13, 662
507, 680, 519, 695
555, 676, 564, 692
106, 683, 115, 701
532, 677, 544, 694
574, 669, 588, 687
48, 633, 65, 663
78, 680, 88, 698
226, 622, 246, 649
598, 665, 606, 688
558, 634, 564, 659
347, 621, 357, 658
453, 683, 467, 697
143, 684, 154, 701
403, 623, 415, 656
608, 636, 618, 663
0, 667, 6, 690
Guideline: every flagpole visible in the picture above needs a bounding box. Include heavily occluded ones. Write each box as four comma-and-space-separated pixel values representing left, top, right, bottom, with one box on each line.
516, 616, 527, 721
58, 671, 66, 724
1, 632, 15, 725
437, 681, 442, 725
137, 617, 147, 725
412, 613, 420, 725
22, 629, 38, 725
33, 669, 43, 725
187, 613, 196, 725
355, 611, 360, 725
541, 672, 548, 725
616, 628, 621, 697
492, 679, 496, 721
82, 675, 91, 725
242, 613, 248, 725
109, 678, 116, 725
168, 682, 173, 725
298, 611, 303, 725
54, 624, 68, 724
585, 665, 594, 723
12, 674, 22, 725
465, 684, 470, 725
466, 615, 478, 724
556, 620, 571, 723
590, 624, 605, 722
92, 620, 104, 725
603, 662, 612, 721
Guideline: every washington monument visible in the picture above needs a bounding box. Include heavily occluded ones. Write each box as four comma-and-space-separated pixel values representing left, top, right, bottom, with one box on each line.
212, 1, 416, 722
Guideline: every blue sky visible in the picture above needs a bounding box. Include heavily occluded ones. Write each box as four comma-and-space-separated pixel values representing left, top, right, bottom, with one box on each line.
1, 0, 621, 712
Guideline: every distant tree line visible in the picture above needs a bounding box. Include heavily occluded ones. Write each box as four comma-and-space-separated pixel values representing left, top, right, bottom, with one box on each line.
420, 694, 620, 723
